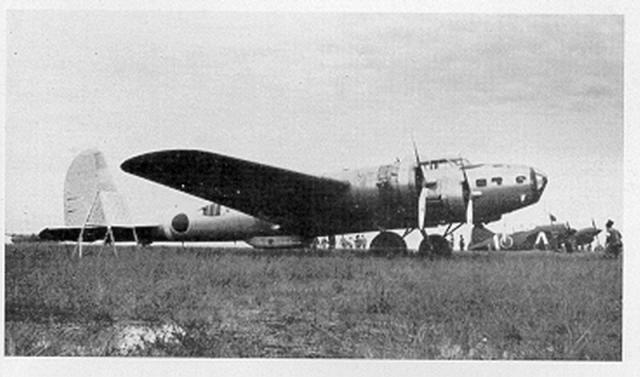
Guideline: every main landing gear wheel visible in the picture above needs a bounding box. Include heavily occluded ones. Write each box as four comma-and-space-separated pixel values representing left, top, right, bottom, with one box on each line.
369, 231, 407, 256
417, 238, 433, 257
418, 235, 452, 258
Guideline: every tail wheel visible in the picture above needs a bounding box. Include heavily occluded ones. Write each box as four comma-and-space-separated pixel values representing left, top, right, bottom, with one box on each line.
369, 231, 407, 256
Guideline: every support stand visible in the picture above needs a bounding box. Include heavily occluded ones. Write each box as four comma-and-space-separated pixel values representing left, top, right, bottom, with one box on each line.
98, 225, 119, 258
73, 192, 99, 258
73, 192, 120, 258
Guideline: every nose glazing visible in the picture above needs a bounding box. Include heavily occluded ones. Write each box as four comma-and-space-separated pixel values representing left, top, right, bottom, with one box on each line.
530, 168, 548, 199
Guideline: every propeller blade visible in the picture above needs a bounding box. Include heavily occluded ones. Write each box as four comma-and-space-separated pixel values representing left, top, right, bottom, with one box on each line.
462, 167, 474, 225
412, 139, 425, 185
413, 140, 429, 231
418, 187, 427, 230
411, 138, 421, 164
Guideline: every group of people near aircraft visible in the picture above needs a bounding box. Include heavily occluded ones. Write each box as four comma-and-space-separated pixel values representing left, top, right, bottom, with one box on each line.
311, 234, 368, 250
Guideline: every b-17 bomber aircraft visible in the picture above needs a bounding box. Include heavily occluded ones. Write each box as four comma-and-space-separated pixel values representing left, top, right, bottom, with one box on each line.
40, 148, 548, 257
121, 149, 548, 256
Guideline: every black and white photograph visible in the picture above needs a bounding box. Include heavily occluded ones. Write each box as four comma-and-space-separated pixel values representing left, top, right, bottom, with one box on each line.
3, 3, 637, 376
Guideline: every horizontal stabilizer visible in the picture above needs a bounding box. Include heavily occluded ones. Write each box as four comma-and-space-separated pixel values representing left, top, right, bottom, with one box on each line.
39, 225, 162, 243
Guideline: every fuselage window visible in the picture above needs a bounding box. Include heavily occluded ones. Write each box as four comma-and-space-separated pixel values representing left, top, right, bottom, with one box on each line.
516, 175, 526, 184
491, 177, 503, 185
202, 204, 222, 217
476, 178, 487, 187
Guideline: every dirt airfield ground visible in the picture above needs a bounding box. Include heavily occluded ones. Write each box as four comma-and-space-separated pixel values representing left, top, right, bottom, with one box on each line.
4, 243, 621, 359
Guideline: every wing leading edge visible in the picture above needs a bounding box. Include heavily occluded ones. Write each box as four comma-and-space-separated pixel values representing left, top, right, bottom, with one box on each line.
121, 150, 351, 233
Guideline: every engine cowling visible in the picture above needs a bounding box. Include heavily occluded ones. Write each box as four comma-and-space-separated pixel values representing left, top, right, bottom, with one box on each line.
420, 162, 468, 226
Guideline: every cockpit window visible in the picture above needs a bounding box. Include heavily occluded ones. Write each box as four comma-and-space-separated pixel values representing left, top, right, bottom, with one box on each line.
476, 178, 487, 187
420, 158, 470, 170
491, 177, 503, 185
516, 175, 527, 184
201, 204, 222, 217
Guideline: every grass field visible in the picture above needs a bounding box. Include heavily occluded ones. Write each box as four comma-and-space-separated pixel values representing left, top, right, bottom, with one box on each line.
4, 243, 622, 359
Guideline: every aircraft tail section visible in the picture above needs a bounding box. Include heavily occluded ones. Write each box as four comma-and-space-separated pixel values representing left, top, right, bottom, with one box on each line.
64, 149, 132, 226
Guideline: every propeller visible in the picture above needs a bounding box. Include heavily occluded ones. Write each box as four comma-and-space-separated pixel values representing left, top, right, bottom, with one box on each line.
417, 186, 426, 230
463, 170, 474, 226
413, 140, 429, 233
592, 218, 603, 248
413, 140, 476, 238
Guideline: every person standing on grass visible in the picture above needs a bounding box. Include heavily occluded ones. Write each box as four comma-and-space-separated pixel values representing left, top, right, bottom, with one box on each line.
604, 219, 623, 257
340, 235, 352, 249
459, 235, 465, 251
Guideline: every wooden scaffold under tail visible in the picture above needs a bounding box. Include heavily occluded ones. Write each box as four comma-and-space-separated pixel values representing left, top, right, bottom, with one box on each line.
63, 149, 135, 258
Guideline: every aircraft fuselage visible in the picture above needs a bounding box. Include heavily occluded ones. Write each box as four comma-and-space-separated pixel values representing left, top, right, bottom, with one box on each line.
158, 158, 547, 244
322, 159, 546, 235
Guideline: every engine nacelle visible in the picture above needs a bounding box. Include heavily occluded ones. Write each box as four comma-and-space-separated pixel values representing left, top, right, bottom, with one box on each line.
421, 161, 468, 225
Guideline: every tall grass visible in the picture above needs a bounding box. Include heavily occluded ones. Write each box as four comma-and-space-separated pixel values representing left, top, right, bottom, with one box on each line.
4, 244, 621, 359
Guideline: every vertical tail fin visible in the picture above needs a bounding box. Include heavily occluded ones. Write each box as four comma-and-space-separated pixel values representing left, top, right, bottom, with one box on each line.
64, 149, 131, 226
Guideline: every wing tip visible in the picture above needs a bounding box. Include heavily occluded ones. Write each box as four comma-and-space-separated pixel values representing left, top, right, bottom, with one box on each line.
120, 157, 137, 174
121, 149, 211, 174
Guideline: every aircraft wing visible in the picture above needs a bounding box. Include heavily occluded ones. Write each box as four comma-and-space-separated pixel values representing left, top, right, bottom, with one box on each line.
121, 150, 351, 232
38, 225, 161, 243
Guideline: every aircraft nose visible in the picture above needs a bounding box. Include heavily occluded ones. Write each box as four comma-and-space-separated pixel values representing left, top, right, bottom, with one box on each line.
531, 167, 548, 199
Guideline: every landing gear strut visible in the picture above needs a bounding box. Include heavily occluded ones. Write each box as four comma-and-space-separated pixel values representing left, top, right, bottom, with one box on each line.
369, 231, 407, 256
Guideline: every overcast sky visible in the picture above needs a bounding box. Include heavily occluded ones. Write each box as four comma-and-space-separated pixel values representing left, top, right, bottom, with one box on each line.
5, 12, 623, 238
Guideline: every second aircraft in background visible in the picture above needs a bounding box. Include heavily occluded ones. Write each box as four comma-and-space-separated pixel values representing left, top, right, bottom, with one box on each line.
469, 217, 602, 252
